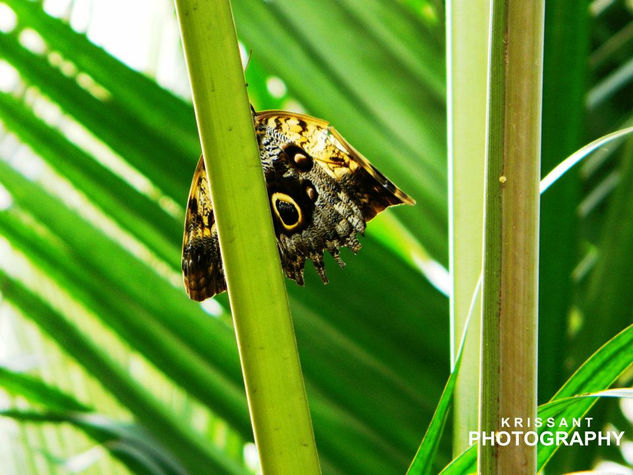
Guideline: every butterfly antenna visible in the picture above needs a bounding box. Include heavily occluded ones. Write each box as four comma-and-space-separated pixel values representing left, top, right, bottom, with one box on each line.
244, 51, 256, 116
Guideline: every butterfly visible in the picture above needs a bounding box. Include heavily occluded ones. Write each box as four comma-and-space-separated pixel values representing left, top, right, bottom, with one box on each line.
182, 110, 415, 301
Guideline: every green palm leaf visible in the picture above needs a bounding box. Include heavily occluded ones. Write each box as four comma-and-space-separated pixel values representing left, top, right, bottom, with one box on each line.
0, 1, 448, 473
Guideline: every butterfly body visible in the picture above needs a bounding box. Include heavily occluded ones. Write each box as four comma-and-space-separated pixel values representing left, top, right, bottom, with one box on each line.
182, 111, 414, 301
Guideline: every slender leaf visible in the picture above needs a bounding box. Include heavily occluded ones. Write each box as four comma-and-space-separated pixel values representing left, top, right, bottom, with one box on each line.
0, 272, 247, 474
0, 367, 185, 475
442, 322, 633, 473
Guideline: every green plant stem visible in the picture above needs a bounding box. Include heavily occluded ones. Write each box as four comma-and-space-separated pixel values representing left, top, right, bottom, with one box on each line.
480, 1, 544, 472
446, 0, 490, 454
173, 1, 320, 473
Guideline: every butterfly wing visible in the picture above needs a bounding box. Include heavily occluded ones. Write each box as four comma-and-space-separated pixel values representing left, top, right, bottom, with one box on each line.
254, 111, 415, 285
181, 111, 415, 301
326, 126, 415, 220
181, 156, 226, 301
255, 111, 415, 221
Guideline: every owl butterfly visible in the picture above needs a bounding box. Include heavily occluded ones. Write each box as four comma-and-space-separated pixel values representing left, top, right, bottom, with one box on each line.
182, 110, 415, 301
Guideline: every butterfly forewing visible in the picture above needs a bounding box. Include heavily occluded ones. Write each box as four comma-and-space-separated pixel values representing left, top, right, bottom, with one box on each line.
181, 157, 226, 301
255, 111, 415, 218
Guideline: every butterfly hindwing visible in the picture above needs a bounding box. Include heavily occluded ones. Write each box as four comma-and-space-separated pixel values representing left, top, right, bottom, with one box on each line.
255, 111, 414, 285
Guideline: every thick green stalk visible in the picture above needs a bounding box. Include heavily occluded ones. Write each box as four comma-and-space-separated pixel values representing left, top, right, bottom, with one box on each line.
173, 1, 320, 473
480, 1, 544, 472
446, 0, 490, 454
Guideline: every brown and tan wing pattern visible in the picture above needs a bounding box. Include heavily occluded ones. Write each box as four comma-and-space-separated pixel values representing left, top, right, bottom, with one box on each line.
181, 111, 415, 301
255, 111, 415, 221
181, 156, 226, 301
253, 111, 415, 286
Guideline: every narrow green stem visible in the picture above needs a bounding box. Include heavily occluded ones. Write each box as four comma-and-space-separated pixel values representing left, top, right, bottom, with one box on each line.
173, 1, 320, 473
446, 0, 490, 454
480, 1, 544, 472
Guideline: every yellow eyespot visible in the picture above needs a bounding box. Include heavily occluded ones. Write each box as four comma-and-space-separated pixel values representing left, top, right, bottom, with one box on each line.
305, 185, 318, 202
283, 144, 313, 171
294, 153, 310, 168
272, 192, 303, 230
